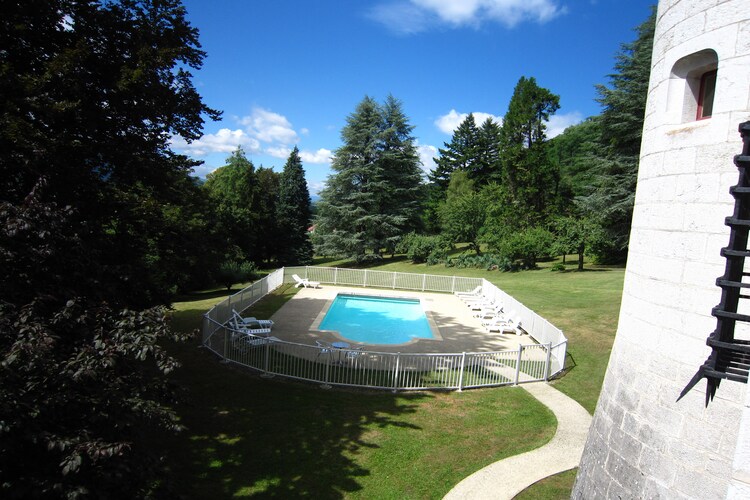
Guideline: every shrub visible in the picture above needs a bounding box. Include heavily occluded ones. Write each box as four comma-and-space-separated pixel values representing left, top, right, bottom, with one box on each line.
497, 227, 555, 269
550, 262, 566, 272
397, 233, 451, 264
445, 253, 511, 271
216, 260, 258, 290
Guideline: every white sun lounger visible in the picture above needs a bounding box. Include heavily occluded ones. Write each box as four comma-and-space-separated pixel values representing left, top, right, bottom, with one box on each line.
232, 309, 274, 328
292, 274, 321, 288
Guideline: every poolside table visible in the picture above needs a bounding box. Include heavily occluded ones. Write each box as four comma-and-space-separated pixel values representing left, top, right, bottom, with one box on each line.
332, 341, 350, 364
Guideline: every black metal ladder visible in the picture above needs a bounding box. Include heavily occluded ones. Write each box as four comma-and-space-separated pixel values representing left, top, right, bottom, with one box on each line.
679, 122, 750, 406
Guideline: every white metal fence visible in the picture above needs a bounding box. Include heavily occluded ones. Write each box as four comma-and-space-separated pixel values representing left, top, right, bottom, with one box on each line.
202, 266, 568, 390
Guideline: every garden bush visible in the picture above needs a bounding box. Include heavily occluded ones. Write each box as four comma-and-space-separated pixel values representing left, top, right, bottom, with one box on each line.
215, 260, 259, 290
397, 233, 452, 264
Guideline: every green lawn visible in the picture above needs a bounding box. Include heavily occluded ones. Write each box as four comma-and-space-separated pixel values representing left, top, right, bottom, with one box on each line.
166, 284, 556, 498
165, 255, 624, 497
515, 468, 580, 499
362, 257, 624, 413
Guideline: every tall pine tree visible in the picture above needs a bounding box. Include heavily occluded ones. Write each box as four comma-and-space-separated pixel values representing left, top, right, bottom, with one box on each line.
499, 76, 561, 222
315, 95, 423, 261
429, 113, 480, 192
474, 117, 503, 185
276, 146, 313, 265
377, 94, 424, 252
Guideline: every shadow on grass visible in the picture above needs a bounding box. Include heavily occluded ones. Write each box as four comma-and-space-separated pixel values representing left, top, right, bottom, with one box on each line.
162, 340, 429, 498
175, 286, 243, 303
551, 352, 578, 380
166, 288, 431, 497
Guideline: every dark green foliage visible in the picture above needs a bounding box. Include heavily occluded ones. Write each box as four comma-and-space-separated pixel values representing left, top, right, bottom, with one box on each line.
429, 113, 480, 192
378, 95, 426, 252
445, 253, 513, 271
216, 260, 258, 290
315, 95, 424, 262
439, 172, 487, 255
0, 0, 217, 496
548, 117, 608, 198
596, 8, 656, 158
203, 148, 283, 266
0, 192, 191, 497
254, 166, 282, 264
428, 114, 502, 211
545, 8, 655, 264
396, 233, 451, 264
0, 0, 221, 307
474, 118, 503, 185
490, 226, 555, 269
499, 76, 562, 223
551, 214, 604, 271
586, 8, 656, 262
276, 147, 313, 265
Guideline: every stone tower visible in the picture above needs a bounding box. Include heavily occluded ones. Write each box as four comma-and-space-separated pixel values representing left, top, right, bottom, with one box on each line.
573, 1, 750, 498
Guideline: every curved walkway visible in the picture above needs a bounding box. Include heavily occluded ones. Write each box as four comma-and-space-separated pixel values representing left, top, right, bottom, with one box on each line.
444, 382, 592, 500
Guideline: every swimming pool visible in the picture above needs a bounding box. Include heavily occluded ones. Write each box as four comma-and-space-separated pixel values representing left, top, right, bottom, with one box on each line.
318, 294, 435, 345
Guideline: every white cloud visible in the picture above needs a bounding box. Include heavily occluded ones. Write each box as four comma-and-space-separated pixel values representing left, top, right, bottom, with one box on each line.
265, 146, 293, 160
190, 162, 220, 178
308, 181, 326, 196
300, 148, 333, 164
371, 0, 564, 33
367, 2, 432, 35
173, 107, 334, 170
545, 111, 583, 138
170, 128, 260, 156
417, 143, 438, 174
413, 0, 483, 25
265, 146, 333, 165
239, 107, 299, 145
435, 109, 502, 134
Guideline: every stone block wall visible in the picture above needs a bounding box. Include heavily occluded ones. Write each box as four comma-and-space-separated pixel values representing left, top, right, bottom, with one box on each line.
573, 1, 750, 498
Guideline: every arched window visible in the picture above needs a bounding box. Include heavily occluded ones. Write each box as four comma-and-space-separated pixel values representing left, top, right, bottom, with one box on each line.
668, 49, 719, 123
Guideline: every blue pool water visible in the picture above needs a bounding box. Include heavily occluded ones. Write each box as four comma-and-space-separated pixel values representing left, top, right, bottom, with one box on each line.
319, 294, 435, 345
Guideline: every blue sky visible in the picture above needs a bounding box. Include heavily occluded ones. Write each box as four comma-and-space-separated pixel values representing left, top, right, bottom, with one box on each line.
172, 0, 656, 194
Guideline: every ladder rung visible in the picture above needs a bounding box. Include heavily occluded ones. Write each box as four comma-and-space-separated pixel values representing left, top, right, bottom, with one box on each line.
716, 279, 750, 289
721, 248, 750, 258
708, 338, 750, 353
712, 309, 750, 322
702, 367, 749, 384
726, 217, 750, 227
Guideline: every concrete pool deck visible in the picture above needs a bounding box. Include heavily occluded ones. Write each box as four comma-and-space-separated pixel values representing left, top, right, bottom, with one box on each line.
267, 285, 529, 353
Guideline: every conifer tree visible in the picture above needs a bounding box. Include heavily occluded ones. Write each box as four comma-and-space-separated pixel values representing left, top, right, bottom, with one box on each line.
377, 94, 424, 252
276, 146, 313, 265
429, 113, 480, 192
583, 8, 656, 262
499, 76, 561, 222
315, 96, 423, 261
0, 0, 218, 495
474, 117, 503, 185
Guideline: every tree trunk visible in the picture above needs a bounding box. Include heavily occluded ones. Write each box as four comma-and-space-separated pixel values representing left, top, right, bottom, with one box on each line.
578, 244, 585, 271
